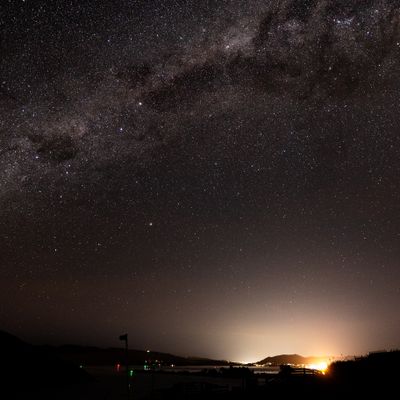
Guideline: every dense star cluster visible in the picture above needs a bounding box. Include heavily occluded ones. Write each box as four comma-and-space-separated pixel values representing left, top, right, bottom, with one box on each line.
1, 1, 400, 361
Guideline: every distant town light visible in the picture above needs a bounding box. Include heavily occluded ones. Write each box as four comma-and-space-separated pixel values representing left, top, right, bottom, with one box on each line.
307, 361, 328, 373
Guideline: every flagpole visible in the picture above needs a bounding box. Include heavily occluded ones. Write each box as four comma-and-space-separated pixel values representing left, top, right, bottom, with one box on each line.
119, 333, 130, 398
125, 334, 129, 398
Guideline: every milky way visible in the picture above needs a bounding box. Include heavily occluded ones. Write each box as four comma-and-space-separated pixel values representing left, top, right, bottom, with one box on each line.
1, 1, 400, 360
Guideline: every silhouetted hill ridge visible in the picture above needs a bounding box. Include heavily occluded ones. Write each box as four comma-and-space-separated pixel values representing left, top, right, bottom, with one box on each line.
258, 353, 328, 365
51, 344, 233, 366
0, 330, 92, 393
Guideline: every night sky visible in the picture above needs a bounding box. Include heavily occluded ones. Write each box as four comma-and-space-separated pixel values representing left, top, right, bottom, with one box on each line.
1, 0, 400, 363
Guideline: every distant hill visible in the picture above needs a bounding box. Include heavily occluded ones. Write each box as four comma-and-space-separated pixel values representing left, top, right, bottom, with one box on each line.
51, 344, 233, 367
0, 330, 232, 368
258, 354, 328, 366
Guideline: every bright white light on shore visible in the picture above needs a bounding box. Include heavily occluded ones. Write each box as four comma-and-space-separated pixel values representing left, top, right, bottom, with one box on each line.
240, 360, 254, 365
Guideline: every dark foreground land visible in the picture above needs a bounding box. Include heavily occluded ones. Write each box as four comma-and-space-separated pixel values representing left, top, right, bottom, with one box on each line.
1, 331, 399, 399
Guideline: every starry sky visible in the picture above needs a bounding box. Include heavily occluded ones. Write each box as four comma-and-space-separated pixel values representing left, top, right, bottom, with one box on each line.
1, 0, 400, 362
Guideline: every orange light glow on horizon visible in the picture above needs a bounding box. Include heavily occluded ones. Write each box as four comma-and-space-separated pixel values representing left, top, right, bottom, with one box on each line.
307, 361, 329, 373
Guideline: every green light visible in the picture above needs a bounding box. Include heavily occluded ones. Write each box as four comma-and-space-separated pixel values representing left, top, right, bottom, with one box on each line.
129, 369, 134, 377
79, 365, 83, 369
